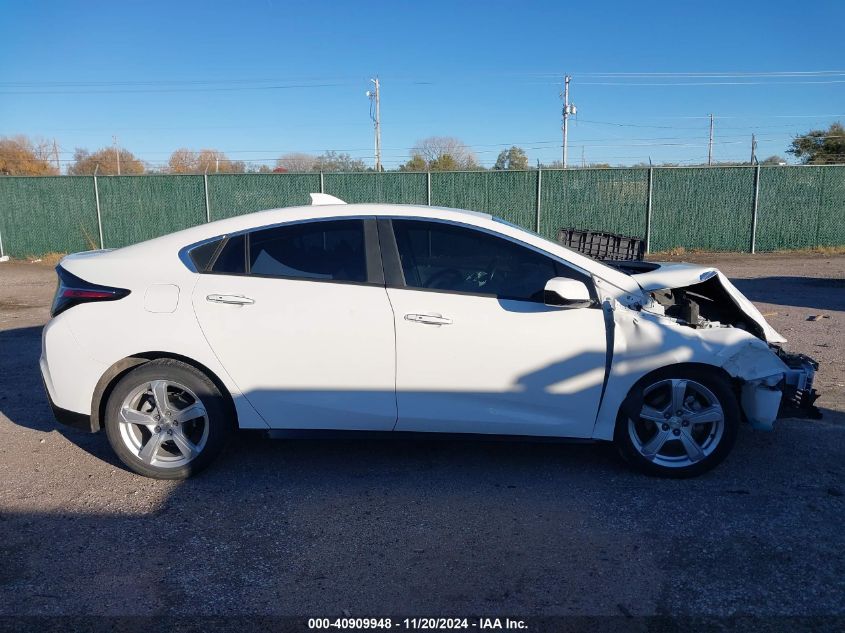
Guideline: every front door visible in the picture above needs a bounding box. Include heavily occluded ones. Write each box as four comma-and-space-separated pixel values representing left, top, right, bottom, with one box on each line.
384, 219, 608, 438
192, 218, 397, 430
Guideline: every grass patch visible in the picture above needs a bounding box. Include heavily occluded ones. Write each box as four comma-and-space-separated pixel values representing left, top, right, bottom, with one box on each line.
648, 244, 845, 258
783, 245, 845, 255
21, 252, 67, 266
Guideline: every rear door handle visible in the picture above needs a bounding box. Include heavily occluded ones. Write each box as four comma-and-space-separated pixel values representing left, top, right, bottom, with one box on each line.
206, 294, 255, 306
405, 313, 452, 326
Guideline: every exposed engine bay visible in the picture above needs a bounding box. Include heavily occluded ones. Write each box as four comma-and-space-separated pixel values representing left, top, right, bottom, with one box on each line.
604, 259, 822, 421
646, 276, 765, 339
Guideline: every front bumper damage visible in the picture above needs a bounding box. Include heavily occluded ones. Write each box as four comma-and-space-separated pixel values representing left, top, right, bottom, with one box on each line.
776, 349, 821, 418
626, 262, 822, 431
740, 349, 820, 430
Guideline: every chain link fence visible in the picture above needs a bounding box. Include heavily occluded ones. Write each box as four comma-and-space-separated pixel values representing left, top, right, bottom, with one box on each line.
0, 166, 843, 258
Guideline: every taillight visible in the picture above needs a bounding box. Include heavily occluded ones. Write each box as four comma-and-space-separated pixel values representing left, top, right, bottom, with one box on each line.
51, 266, 130, 317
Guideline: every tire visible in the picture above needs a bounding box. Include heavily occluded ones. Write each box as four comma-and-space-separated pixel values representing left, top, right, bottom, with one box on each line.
104, 359, 232, 479
614, 366, 739, 478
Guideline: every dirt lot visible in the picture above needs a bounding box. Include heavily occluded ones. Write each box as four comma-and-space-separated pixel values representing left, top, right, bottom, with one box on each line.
0, 253, 843, 625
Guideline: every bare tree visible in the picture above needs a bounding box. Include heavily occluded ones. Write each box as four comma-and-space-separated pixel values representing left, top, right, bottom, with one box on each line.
167, 148, 245, 173
313, 151, 367, 172
0, 135, 58, 175
248, 164, 273, 173
67, 147, 145, 175
196, 149, 245, 173
275, 153, 317, 172
410, 136, 478, 170
168, 148, 197, 174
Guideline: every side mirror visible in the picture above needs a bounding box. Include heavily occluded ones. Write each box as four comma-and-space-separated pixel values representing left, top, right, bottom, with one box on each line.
544, 277, 593, 308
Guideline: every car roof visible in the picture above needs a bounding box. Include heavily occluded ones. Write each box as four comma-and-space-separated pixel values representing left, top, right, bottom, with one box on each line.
105, 201, 642, 296
138, 203, 495, 247
215, 203, 493, 225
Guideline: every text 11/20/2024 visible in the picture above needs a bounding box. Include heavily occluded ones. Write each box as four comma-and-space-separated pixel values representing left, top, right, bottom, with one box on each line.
307, 618, 528, 630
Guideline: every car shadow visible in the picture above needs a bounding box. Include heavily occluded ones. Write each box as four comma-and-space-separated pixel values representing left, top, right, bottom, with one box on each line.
0, 324, 126, 468
730, 276, 845, 312
0, 323, 625, 476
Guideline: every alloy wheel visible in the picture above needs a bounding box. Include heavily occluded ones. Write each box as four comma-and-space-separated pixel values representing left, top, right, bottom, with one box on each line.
117, 379, 209, 469
627, 378, 725, 469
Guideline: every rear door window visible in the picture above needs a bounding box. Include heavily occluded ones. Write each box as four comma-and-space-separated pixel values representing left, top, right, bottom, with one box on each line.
249, 219, 367, 283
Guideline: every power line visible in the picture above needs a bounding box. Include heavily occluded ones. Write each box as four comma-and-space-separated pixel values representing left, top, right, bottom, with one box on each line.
572, 70, 845, 77
3, 69, 845, 95
0, 82, 353, 95
576, 79, 845, 86
577, 119, 705, 130
29, 129, 845, 152
576, 117, 845, 131
4, 70, 843, 88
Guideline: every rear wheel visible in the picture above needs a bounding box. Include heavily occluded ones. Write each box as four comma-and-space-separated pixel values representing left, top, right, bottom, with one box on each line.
104, 359, 232, 479
614, 367, 739, 478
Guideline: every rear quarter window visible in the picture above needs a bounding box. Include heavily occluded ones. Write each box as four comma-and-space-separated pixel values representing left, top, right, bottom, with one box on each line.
188, 238, 223, 272
211, 235, 247, 274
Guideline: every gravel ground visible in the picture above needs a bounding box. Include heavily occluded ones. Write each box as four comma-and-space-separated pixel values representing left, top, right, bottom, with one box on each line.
0, 254, 843, 626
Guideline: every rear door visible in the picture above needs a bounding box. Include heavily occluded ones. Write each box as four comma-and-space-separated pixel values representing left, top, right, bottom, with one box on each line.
191, 218, 397, 430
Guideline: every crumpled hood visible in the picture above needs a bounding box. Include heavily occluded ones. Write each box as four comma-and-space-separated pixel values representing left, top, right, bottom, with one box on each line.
631, 262, 786, 344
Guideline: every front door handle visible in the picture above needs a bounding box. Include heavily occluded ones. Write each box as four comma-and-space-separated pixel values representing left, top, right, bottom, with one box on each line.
206, 294, 255, 306
405, 313, 452, 326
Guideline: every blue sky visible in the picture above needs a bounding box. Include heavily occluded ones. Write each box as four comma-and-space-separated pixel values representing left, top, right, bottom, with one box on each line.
1, 0, 843, 169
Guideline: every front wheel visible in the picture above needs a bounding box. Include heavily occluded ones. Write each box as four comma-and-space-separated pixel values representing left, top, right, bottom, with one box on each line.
614, 367, 740, 478
104, 359, 232, 479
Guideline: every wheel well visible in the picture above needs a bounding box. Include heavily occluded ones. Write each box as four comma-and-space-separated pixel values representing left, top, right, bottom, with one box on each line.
616, 362, 737, 424
91, 353, 239, 432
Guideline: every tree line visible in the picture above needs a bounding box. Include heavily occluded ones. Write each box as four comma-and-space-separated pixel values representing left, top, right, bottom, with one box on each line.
1, 123, 843, 176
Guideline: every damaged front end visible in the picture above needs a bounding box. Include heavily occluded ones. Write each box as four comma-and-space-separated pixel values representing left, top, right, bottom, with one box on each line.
615, 261, 822, 427
735, 349, 820, 429
775, 349, 821, 419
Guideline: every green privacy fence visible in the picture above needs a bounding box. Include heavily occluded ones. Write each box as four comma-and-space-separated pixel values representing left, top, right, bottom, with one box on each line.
0, 166, 843, 258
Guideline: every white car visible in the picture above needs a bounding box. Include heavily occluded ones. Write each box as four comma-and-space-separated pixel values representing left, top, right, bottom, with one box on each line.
40, 194, 819, 479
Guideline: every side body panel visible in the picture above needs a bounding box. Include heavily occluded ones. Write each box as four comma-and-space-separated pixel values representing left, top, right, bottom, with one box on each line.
387, 291, 608, 438
192, 275, 397, 430
41, 272, 268, 429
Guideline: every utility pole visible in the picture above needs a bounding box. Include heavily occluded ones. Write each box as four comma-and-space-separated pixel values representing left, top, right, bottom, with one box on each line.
368, 77, 382, 171
113, 135, 121, 175
581, 146, 585, 168
750, 133, 757, 165
52, 138, 60, 174
560, 75, 576, 168
707, 114, 714, 166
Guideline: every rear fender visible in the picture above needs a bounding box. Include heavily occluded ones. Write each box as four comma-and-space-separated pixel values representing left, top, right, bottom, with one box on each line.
90, 353, 249, 433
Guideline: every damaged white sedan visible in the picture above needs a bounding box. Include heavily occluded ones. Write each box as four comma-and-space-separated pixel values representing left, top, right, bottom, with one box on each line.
40, 196, 819, 479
